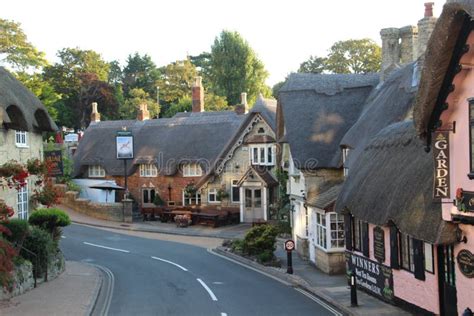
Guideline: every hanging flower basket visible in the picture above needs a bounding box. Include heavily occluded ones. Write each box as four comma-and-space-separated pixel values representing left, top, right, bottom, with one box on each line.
217, 187, 229, 201
32, 183, 63, 208
26, 158, 48, 176
456, 188, 467, 212
0, 161, 29, 190
184, 183, 197, 197
0, 200, 15, 221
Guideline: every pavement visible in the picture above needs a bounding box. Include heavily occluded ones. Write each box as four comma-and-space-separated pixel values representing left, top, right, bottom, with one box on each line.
0, 261, 101, 316
1, 206, 412, 316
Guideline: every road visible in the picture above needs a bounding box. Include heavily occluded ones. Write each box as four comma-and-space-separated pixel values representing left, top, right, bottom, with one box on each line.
61, 224, 340, 316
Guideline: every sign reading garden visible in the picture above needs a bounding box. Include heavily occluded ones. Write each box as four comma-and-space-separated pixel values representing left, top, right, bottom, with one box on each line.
433, 131, 450, 199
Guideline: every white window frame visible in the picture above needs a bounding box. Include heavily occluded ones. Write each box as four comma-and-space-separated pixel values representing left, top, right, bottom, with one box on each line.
17, 183, 28, 219
315, 211, 345, 252
231, 180, 240, 203
88, 165, 105, 178
140, 164, 158, 177
183, 164, 202, 177
250, 144, 275, 166
15, 130, 28, 147
342, 148, 350, 177
182, 191, 201, 205
424, 242, 434, 273
208, 188, 218, 204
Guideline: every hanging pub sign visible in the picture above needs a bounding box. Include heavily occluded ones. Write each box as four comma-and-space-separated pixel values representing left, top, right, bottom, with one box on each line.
373, 226, 385, 263
44, 150, 63, 176
116, 131, 134, 159
433, 131, 450, 199
346, 252, 394, 302
457, 249, 474, 278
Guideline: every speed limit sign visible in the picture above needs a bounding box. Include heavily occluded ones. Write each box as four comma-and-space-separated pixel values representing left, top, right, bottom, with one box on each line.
284, 239, 295, 252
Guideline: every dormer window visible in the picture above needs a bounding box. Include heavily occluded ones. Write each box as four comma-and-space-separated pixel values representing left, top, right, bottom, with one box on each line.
15, 130, 28, 147
250, 145, 275, 166
89, 165, 105, 178
140, 164, 158, 177
183, 163, 202, 177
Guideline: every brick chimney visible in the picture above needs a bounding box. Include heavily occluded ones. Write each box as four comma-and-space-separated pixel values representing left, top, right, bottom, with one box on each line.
137, 103, 150, 121
380, 28, 401, 80
90, 102, 100, 123
417, 2, 437, 59
235, 92, 248, 115
400, 25, 418, 64
192, 76, 204, 112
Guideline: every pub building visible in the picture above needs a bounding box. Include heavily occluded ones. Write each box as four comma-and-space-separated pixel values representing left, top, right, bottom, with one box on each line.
337, 1, 474, 315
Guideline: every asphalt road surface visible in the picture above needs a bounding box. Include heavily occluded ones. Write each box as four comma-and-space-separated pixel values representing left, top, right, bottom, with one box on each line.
61, 224, 340, 316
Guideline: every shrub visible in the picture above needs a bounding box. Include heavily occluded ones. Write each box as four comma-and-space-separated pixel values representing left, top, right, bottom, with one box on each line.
20, 226, 55, 278
28, 208, 71, 243
257, 249, 274, 264
2, 219, 30, 249
66, 180, 81, 193
153, 193, 165, 206
242, 224, 278, 256
230, 239, 244, 253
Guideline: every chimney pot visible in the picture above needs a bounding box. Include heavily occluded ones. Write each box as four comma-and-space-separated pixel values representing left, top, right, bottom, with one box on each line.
192, 76, 204, 112
235, 92, 249, 115
90, 102, 101, 123
137, 103, 150, 121
424, 2, 434, 17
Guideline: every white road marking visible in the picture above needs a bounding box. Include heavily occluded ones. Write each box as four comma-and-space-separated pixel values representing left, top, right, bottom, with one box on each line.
197, 278, 218, 301
83, 242, 130, 253
151, 256, 188, 271
294, 288, 342, 316
221, 313, 228, 316
212, 281, 224, 285
89, 264, 115, 316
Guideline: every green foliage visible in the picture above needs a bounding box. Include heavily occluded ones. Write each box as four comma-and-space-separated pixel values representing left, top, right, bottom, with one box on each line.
157, 59, 197, 105
153, 193, 165, 206
242, 224, 278, 256
257, 249, 274, 264
210, 31, 270, 105
119, 88, 159, 119
164, 96, 192, 118
20, 226, 55, 277
123, 53, 160, 97
0, 18, 48, 71
2, 219, 30, 247
230, 239, 244, 253
298, 39, 381, 74
28, 208, 71, 243
204, 93, 230, 112
298, 56, 327, 74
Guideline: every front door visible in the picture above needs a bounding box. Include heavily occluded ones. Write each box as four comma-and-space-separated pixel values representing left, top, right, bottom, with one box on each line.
437, 245, 457, 316
244, 188, 263, 222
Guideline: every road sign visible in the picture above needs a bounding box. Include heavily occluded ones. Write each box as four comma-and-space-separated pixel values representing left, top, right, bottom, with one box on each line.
284, 239, 295, 252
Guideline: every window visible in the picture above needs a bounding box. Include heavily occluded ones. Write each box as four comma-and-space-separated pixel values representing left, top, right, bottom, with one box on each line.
183, 164, 202, 177
183, 191, 201, 205
315, 212, 345, 251
424, 242, 434, 273
208, 188, 218, 203
140, 164, 157, 177
88, 165, 105, 177
142, 188, 156, 204
231, 180, 240, 203
400, 233, 415, 272
17, 184, 28, 219
353, 218, 362, 251
342, 148, 350, 177
250, 145, 275, 166
15, 130, 27, 147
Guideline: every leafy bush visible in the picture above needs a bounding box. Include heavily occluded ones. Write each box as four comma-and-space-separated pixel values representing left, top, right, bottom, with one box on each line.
257, 249, 274, 263
2, 219, 30, 248
230, 239, 244, 253
66, 180, 81, 193
28, 208, 71, 243
20, 226, 55, 277
153, 193, 165, 206
242, 224, 278, 257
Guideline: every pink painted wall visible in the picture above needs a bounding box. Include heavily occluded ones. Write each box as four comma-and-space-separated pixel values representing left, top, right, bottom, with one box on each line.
440, 30, 474, 314
367, 224, 440, 313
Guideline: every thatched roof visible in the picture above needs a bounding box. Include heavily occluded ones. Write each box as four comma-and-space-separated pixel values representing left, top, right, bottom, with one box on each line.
307, 182, 343, 210
341, 63, 418, 169
413, 1, 474, 140
0, 67, 57, 132
250, 95, 277, 130
335, 120, 457, 244
73, 112, 245, 177
278, 73, 379, 170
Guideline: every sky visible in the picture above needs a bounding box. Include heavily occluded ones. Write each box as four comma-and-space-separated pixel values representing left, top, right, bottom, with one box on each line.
3, 0, 443, 86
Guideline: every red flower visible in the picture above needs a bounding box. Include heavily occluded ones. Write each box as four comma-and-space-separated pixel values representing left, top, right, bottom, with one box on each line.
456, 188, 464, 200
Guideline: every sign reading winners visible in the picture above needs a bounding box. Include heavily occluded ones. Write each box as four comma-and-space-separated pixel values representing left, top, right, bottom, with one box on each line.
346, 252, 394, 302
44, 150, 63, 176
433, 131, 450, 198
116, 131, 134, 159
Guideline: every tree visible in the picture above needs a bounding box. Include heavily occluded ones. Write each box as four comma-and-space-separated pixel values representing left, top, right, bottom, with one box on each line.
122, 53, 160, 97
210, 31, 270, 105
325, 39, 381, 74
119, 88, 159, 120
0, 18, 47, 71
298, 56, 327, 74
157, 59, 197, 104
164, 96, 191, 118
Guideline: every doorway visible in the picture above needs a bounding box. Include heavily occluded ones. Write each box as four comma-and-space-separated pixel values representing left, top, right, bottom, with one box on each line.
437, 245, 457, 316
244, 188, 263, 222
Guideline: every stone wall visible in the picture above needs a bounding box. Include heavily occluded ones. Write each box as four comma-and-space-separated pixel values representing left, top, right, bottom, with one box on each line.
314, 247, 345, 275
1, 251, 65, 300
296, 235, 309, 260
61, 190, 133, 223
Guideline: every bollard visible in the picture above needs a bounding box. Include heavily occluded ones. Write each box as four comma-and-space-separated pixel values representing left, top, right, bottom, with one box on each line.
287, 251, 293, 274
350, 271, 358, 307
